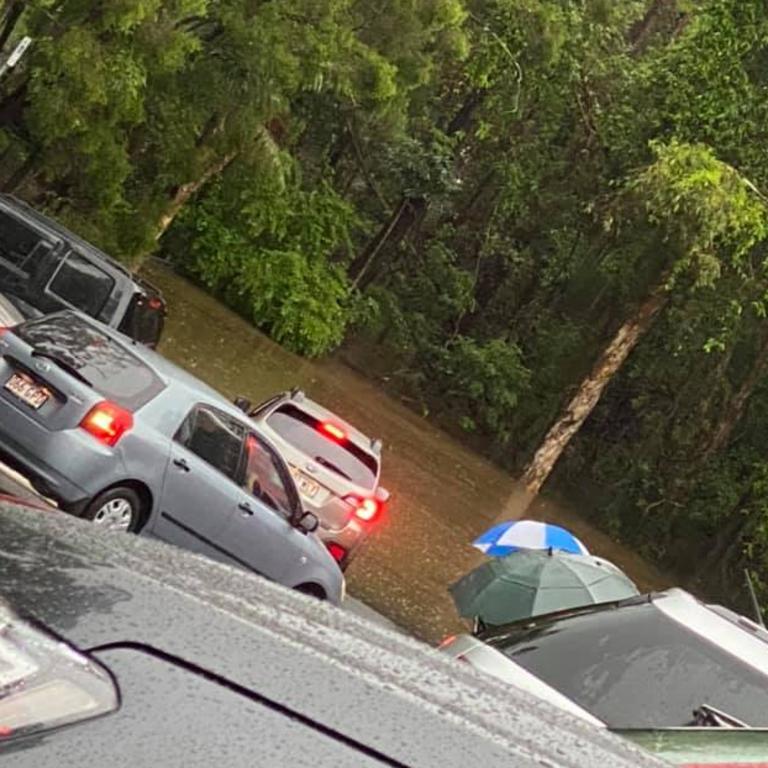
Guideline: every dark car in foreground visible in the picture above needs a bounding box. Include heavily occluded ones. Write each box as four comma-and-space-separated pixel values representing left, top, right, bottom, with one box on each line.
0, 311, 343, 603
0, 194, 165, 346
0, 500, 664, 768
443, 589, 768, 730
442, 590, 768, 765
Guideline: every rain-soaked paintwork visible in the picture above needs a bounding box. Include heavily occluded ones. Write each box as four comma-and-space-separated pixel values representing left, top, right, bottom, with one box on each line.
142, 261, 672, 643
0, 501, 665, 768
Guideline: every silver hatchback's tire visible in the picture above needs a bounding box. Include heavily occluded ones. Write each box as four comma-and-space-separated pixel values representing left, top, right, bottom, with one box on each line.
83, 487, 142, 533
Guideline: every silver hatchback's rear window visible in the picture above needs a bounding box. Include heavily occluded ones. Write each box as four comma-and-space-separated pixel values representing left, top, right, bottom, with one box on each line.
266, 404, 378, 489
15, 313, 165, 410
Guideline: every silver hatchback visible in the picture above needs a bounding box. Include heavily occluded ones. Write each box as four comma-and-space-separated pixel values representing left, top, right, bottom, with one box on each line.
247, 389, 390, 569
0, 311, 344, 603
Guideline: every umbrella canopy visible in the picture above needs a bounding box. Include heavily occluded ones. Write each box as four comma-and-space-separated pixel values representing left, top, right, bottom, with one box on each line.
473, 519, 589, 557
450, 550, 639, 626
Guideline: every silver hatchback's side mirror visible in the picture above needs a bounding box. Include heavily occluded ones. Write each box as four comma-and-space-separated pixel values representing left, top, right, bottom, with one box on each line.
375, 486, 390, 504
296, 510, 319, 534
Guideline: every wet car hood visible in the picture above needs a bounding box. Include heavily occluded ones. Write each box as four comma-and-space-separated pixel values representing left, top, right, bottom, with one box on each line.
0, 502, 664, 768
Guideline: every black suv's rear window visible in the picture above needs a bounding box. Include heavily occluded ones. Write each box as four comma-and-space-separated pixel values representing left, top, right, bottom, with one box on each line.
266, 403, 378, 488
16, 313, 165, 410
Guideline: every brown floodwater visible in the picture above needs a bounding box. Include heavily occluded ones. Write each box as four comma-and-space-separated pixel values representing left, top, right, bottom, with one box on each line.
143, 261, 671, 643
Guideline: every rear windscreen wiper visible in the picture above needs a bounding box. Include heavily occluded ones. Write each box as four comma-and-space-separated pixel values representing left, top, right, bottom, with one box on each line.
314, 456, 351, 481
32, 350, 93, 388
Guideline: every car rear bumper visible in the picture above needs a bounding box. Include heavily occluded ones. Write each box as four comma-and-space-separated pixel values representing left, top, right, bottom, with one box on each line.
0, 395, 116, 512
0, 428, 89, 510
314, 516, 373, 569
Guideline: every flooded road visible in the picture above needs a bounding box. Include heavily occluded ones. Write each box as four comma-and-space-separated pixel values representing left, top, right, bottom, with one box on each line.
144, 261, 671, 643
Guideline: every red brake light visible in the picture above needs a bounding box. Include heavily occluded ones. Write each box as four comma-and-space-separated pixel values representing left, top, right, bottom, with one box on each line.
320, 422, 346, 441
80, 401, 133, 447
148, 297, 163, 310
0, 327, 8, 336
326, 542, 347, 563
345, 495, 381, 522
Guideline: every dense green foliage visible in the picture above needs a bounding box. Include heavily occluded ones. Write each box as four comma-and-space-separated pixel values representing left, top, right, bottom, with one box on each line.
4, 0, 768, 607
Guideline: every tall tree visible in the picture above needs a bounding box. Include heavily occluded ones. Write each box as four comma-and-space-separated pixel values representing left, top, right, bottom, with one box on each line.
520, 141, 768, 498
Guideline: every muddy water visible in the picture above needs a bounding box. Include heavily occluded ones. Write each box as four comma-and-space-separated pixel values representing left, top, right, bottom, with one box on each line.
144, 261, 671, 643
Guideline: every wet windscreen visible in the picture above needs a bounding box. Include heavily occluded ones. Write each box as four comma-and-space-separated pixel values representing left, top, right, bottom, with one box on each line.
490, 602, 768, 728
266, 404, 378, 488
16, 313, 165, 410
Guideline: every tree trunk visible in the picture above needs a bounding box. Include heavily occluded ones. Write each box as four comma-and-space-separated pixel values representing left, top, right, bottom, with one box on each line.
347, 89, 485, 287
348, 197, 426, 289
0, 1, 24, 52
153, 152, 237, 242
1, 150, 35, 192
521, 277, 671, 497
628, 0, 681, 54
701, 329, 768, 461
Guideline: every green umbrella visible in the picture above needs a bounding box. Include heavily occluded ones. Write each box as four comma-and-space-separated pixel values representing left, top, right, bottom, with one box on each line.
450, 549, 639, 626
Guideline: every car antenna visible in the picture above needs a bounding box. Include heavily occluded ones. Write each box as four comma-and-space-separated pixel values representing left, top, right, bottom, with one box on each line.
744, 569, 766, 628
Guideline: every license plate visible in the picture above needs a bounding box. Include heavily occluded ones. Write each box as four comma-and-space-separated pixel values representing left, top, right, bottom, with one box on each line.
291, 468, 320, 499
4, 373, 49, 410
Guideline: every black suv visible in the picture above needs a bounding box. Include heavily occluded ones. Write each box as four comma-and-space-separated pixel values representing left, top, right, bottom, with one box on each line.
0, 195, 166, 347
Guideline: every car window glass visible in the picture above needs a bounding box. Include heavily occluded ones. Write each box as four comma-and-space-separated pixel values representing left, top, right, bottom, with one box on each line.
0, 210, 51, 276
48, 250, 114, 318
177, 407, 245, 481
118, 294, 165, 346
242, 433, 293, 515
15, 313, 165, 410
492, 602, 768, 728
266, 404, 378, 489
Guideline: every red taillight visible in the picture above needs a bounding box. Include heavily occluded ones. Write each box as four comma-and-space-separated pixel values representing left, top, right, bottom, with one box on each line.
345, 495, 382, 522
79, 401, 133, 447
320, 422, 346, 441
148, 297, 163, 310
326, 542, 347, 563
0, 327, 8, 336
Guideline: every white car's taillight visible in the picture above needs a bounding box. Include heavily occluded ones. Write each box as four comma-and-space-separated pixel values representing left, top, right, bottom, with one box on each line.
0, 601, 118, 742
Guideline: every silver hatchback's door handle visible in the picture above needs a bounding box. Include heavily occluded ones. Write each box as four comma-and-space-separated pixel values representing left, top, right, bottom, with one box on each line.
173, 457, 190, 472
238, 501, 254, 517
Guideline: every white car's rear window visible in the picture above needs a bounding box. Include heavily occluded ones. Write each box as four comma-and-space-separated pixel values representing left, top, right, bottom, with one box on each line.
266, 404, 378, 489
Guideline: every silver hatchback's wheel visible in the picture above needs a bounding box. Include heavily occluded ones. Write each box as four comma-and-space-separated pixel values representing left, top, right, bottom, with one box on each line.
92, 498, 133, 531
83, 487, 143, 533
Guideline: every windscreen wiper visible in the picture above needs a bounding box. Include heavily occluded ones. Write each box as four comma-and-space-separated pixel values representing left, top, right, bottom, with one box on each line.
32, 350, 93, 387
691, 703, 749, 728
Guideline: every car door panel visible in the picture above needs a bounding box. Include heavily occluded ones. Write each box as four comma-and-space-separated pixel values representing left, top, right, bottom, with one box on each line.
219, 494, 306, 582
152, 405, 244, 564
216, 432, 308, 582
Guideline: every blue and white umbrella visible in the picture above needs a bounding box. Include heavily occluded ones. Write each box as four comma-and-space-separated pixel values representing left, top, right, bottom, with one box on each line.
473, 519, 589, 557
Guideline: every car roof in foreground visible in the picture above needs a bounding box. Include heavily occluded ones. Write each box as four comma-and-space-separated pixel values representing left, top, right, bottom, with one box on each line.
0, 501, 663, 768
